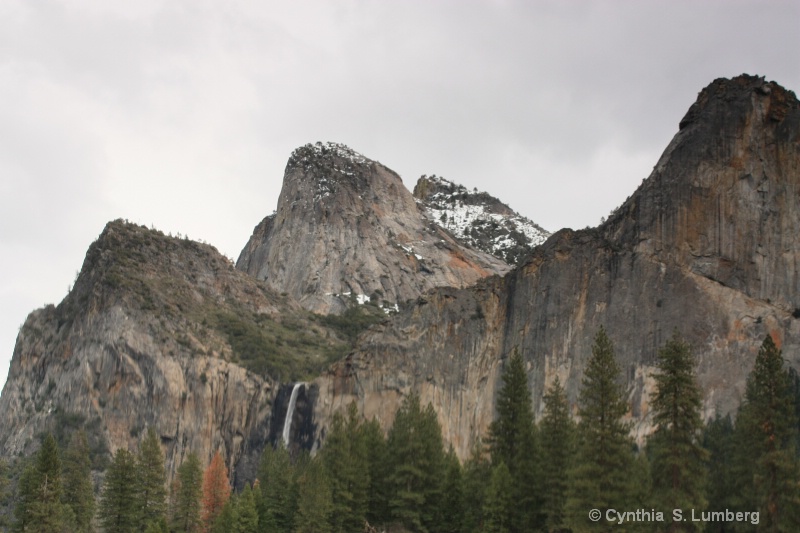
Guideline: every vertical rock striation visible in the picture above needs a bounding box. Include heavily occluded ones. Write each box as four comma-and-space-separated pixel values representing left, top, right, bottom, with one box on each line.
313, 75, 800, 456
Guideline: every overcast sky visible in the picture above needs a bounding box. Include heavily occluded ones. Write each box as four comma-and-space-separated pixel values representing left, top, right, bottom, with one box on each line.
1, 0, 799, 390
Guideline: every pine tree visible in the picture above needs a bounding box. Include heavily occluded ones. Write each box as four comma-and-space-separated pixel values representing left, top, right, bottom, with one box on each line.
361, 417, 389, 527
143, 517, 169, 533
386, 392, 445, 532
293, 457, 332, 533
171, 452, 204, 533
99, 448, 140, 533
202, 450, 231, 531
648, 331, 708, 531
322, 402, 369, 533
257, 444, 296, 533
235, 484, 259, 533
539, 376, 575, 532
138, 427, 168, 530
0, 458, 8, 530
439, 445, 465, 533
211, 496, 237, 533
488, 348, 534, 468
566, 327, 636, 531
13, 433, 70, 532
483, 462, 513, 533
734, 335, 800, 530
13, 461, 36, 531
702, 414, 735, 533
487, 348, 539, 531
62, 430, 95, 533
12, 435, 65, 532
462, 439, 491, 533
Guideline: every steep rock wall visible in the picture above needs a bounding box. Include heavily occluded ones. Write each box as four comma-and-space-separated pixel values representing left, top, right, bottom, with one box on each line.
312, 75, 800, 456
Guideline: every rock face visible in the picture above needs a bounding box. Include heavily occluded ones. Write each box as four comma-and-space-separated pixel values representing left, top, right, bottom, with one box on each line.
2, 74, 798, 480
413, 175, 550, 265
312, 75, 800, 456
0, 221, 347, 483
236, 142, 511, 314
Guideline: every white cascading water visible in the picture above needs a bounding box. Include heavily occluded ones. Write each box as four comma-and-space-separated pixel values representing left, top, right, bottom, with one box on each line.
282, 383, 302, 448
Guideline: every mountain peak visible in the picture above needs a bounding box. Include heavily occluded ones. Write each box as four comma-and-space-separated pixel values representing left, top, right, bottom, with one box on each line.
237, 144, 511, 314
679, 74, 798, 131
288, 141, 370, 168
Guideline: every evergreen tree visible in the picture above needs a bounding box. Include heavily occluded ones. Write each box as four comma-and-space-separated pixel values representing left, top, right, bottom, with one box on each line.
235, 484, 259, 533
539, 376, 575, 532
293, 457, 332, 533
361, 417, 389, 527
566, 327, 636, 531
734, 335, 800, 530
138, 427, 168, 531
483, 462, 513, 533
211, 496, 237, 533
386, 392, 445, 532
702, 414, 735, 533
62, 430, 95, 533
648, 331, 708, 531
461, 439, 491, 533
487, 348, 539, 531
0, 458, 9, 528
788, 367, 800, 454
488, 349, 534, 468
143, 517, 169, 533
13, 461, 36, 532
439, 445, 465, 533
202, 450, 231, 531
98, 448, 140, 533
257, 444, 296, 533
171, 452, 204, 533
13, 433, 69, 532
322, 402, 369, 533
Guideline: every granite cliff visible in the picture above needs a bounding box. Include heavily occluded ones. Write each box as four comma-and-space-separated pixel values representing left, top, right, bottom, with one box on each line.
0, 221, 349, 482
312, 75, 800, 455
1, 74, 798, 481
236, 142, 511, 315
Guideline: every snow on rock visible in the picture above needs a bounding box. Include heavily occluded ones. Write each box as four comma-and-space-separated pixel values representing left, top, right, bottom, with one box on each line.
413, 175, 550, 266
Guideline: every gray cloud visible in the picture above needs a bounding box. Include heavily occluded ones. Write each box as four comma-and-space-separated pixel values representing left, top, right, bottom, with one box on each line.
2, 0, 799, 387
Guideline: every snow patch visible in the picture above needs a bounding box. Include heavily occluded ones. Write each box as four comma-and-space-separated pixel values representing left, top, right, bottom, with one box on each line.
419, 175, 550, 263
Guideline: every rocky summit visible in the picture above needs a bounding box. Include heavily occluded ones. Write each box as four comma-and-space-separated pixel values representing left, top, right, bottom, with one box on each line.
236, 141, 511, 315
1, 74, 799, 481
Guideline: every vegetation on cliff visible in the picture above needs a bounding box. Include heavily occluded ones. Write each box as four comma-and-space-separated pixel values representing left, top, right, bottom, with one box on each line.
79, 220, 357, 382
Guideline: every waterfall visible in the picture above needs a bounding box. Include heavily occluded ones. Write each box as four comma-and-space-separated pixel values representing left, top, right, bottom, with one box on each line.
282, 383, 302, 448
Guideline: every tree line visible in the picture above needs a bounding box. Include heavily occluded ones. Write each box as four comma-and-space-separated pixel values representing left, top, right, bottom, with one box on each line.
2, 328, 798, 532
